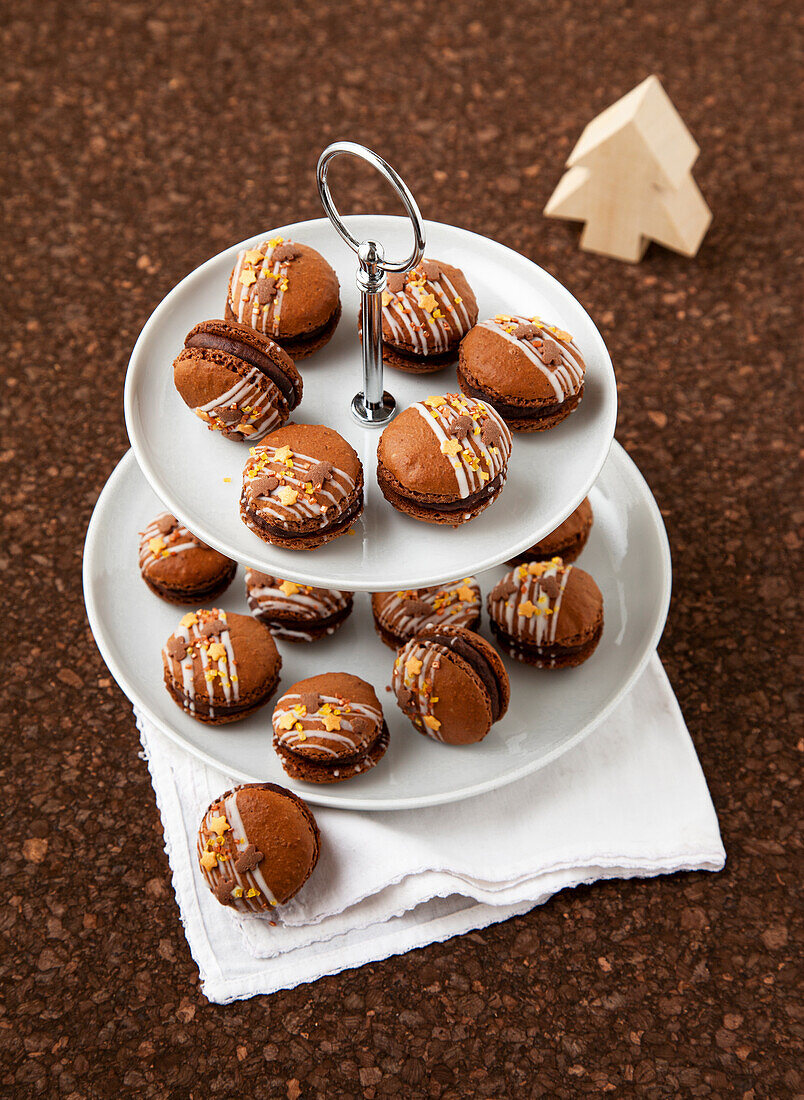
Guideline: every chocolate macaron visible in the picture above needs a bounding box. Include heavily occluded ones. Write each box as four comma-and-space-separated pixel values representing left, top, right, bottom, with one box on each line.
487, 558, 603, 668
272, 673, 389, 784
225, 237, 341, 359
508, 498, 594, 566
198, 783, 320, 914
392, 626, 510, 745
162, 608, 281, 724
245, 569, 354, 642
370, 257, 478, 373
371, 577, 481, 649
139, 512, 236, 603
458, 314, 586, 431
241, 424, 364, 549
173, 319, 302, 442
376, 393, 512, 526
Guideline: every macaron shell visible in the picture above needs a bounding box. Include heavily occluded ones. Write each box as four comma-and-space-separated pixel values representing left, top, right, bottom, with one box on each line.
371, 579, 482, 649
162, 610, 281, 722
259, 424, 361, 483
459, 322, 586, 403
268, 244, 340, 337
197, 782, 320, 912
233, 784, 320, 903
418, 624, 511, 722
378, 405, 465, 495
548, 567, 604, 647
380, 260, 478, 354
185, 318, 302, 406
226, 242, 340, 339
272, 672, 384, 761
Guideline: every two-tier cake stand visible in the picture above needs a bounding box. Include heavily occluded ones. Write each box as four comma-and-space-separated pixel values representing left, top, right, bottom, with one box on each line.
83, 143, 671, 809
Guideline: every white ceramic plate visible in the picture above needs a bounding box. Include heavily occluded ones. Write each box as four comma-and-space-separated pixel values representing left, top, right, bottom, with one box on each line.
83, 443, 670, 810
124, 216, 617, 592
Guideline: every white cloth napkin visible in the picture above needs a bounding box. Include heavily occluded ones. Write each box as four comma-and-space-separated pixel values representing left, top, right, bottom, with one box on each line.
136, 655, 724, 1004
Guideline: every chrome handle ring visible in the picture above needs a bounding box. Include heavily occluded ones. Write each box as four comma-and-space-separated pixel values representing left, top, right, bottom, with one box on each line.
316, 141, 425, 273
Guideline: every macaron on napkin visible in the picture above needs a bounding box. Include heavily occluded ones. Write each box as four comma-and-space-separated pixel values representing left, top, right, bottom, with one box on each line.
136, 655, 724, 1004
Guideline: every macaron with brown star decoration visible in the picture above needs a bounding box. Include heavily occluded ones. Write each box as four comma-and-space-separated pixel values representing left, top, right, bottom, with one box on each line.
241, 423, 364, 549
162, 608, 281, 724
225, 237, 341, 359
376, 393, 512, 525
139, 512, 237, 604
173, 318, 302, 442
487, 558, 603, 668
458, 314, 586, 431
391, 626, 509, 745
272, 673, 389, 784
367, 257, 478, 373
198, 783, 320, 913
245, 569, 354, 642
371, 577, 481, 649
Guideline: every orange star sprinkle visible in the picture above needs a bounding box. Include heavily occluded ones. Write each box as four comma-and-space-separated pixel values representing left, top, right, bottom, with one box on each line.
244, 249, 264, 264
423, 715, 441, 730
456, 585, 476, 602
440, 439, 463, 456
273, 445, 293, 463
200, 851, 217, 871
239, 270, 257, 287
405, 655, 423, 676
276, 711, 296, 731
518, 600, 540, 618
276, 486, 299, 506
209, 815, 230, 836
320, 713, 342, 732
279, 580, 300, 596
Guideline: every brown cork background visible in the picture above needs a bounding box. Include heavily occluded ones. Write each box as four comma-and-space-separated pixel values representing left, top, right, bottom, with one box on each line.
2, 0, 800, 1096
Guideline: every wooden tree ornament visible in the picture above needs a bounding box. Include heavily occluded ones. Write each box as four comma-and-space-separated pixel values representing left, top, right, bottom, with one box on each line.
545, 75, 712, 263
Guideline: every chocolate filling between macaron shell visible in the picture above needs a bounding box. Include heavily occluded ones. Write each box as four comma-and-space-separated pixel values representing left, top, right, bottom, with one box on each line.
186, 331, 299, 404
378, 465, 504, 514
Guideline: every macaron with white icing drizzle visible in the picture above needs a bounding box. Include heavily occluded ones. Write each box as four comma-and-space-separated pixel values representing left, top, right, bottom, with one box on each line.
173, 319, 302, 442
139, 512, 237, 604
225, 237, 341, 359
245, 568, 354, 642
363, 257, 478, 374
272, 673, 390, 784
198, 783, 320, 914
241, 423, 364, 550
162, 608, 281, 724
391, 625, 510, 745
371, 577, 481, 650
376, 393, 512, 526
458, 314, 586, 431
487, 558, 603, 668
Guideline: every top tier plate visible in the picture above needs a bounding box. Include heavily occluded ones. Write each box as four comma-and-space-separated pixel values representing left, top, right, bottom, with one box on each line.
125, 216, 617, 591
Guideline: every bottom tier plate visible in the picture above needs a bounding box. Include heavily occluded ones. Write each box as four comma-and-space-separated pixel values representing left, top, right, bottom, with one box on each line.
83, 443, 671, 810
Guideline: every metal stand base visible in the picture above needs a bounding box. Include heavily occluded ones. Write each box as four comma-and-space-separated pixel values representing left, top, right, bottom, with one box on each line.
351, 391, 397, 427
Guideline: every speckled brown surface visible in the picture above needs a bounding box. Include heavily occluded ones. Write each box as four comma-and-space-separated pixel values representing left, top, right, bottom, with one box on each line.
2, 1, 800, 1095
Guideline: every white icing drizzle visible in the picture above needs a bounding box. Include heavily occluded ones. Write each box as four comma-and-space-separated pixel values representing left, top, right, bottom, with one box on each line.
272, 692, 382, 756
391, 640, 449, 742
411, 394, 512, 499
381, 261, 474, 354
193, 366, 283, 441
197, 791, 279, 913
243, 444, 356, 531
139, 514, 200, 570
162, 609, 240, 718
488, 562, 572, 668
378, 578, 480, 636
478, 315, 585, 403
229, 239, 294, 336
